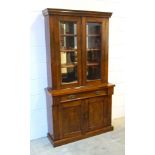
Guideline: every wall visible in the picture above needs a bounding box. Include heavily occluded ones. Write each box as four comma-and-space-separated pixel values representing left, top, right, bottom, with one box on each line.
30, 11, 48, 140
30, 0, 126, 140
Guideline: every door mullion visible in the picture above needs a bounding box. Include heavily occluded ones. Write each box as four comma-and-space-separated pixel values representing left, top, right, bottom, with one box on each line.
81, 17, 86, 86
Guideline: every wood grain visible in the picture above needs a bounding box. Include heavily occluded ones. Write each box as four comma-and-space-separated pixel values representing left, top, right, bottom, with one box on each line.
43, 8, 114, 147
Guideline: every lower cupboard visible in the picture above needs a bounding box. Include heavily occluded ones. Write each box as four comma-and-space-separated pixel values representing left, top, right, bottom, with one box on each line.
47, 89, 114, 147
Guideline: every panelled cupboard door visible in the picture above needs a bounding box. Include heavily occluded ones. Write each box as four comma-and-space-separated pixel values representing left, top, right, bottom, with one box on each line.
60, 100, 83, 138
55, 16, 82, 88
82, 17, 109, 85
86, 96, 108, 131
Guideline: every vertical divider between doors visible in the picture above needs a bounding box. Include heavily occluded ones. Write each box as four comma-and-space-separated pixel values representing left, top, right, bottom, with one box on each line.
81, 99, 88, 133
77, 17, 82, 87
81, 17, 86, 86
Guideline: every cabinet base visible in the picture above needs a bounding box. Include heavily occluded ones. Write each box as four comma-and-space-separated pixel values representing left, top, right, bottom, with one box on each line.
48, 126, 114, 147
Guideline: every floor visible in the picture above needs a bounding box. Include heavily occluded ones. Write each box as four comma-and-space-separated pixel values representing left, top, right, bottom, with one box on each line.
30, 117, 125, 155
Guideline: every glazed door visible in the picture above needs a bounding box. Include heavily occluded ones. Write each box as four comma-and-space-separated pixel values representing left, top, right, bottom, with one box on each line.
85, 96, 108, 131
82, 18, 109, 85
55, 16, 82, 88
60, 100, 83, 138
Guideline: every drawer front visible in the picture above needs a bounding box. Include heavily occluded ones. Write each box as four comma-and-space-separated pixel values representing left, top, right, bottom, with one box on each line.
60, 89, 107, 102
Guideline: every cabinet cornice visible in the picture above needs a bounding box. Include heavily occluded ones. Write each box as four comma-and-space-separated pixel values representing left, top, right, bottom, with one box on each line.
42, 8, 112, 18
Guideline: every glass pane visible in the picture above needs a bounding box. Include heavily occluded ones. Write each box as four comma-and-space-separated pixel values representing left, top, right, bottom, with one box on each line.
60, 21, 78, 84
60, 36, 77, 49
61, 51, 77, 64
87, 50, 101, 63
87, 23, 101, 34
87, 66, 101, 80
61, 66, 77, 83
86, 23, 101, 80
87, 36, 101, 49
60, 22, 77, 35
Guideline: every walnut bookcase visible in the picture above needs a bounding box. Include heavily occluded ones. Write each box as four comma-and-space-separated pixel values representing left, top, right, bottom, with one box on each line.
42, 8, 115, 147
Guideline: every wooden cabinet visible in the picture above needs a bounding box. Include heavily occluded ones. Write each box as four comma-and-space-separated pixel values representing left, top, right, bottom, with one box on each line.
86, 97, 107, 131
60, 100, 83, 139
42, 8, 115, 146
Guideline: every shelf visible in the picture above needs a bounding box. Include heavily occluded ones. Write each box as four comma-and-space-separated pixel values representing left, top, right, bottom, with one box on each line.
61, 63, 77, 68
87, 49, 101, 51
60, 49, 77, 52
87, 34, 101, 37
62, 81, 77, 84
60, 34, 77, 36
87, 62, 99, 66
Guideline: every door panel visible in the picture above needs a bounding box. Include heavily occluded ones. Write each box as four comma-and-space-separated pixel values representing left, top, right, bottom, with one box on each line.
55, 16, 82, 88
60, 100, 82, 138
82, 17, 108, 85
86, 96, 108, 131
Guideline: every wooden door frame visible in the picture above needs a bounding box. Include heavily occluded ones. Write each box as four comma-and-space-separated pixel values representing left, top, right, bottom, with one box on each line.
54, 16, 82, 89
59, 100, 83, 138
81, 17, 109, 86
85, 96, 106, 132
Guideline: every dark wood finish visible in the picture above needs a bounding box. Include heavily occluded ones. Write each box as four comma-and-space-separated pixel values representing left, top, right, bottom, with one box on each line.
55, 16, 82, 89
43, 8, 114, 147
86, 97, 107, 131
47, 83, 114, 96
60, 100, 83, 138
84, 17, 108, 85
81, 17, 86, 86
102, 18, 109, 83
43, 8, 112, 18
60, 89, 107, 102
48, 125, 113, 146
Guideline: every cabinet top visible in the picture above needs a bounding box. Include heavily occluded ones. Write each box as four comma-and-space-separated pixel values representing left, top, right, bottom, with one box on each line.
42, 8, 112, 18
